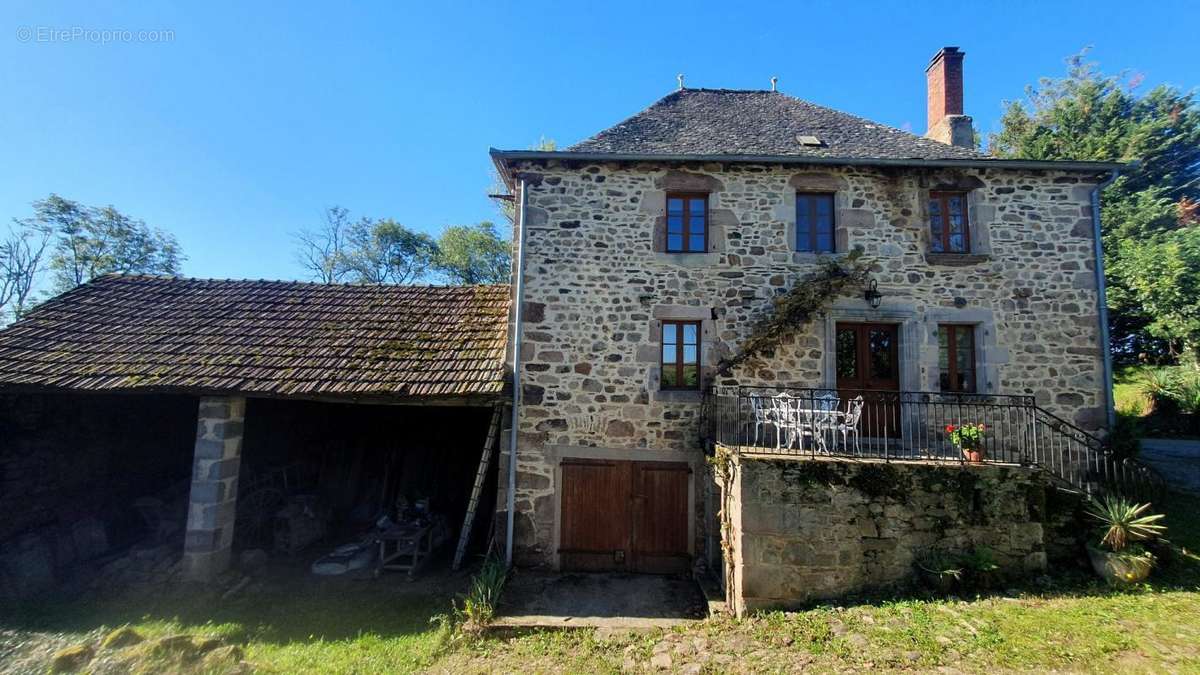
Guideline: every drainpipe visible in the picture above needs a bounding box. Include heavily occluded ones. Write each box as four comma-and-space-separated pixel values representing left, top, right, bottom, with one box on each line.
505, 178, 528, 567
1091, 168, 1120, 430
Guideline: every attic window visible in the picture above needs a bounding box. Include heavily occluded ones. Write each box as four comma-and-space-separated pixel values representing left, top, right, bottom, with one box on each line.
795, 135, 823, 147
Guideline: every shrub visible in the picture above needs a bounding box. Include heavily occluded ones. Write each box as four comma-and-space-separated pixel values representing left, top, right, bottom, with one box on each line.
461, 557, 507, 628
432, 556, 509, 639
1143, 367, 1200, 416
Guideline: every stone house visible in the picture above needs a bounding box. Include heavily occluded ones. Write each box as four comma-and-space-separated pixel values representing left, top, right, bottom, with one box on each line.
490, 47, 1149, 609
0, 46, 1161, 612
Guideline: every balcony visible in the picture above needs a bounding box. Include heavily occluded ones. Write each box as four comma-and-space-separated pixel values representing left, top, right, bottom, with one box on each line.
702, 387, 1165, 501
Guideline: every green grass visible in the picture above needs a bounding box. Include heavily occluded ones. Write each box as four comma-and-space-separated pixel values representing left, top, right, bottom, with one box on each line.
1114, 364, 1200, 438
5, 569, 460, 674
6, 495, 1200, 673
440, 493, 1200, 674
1114, 364, 1158, 415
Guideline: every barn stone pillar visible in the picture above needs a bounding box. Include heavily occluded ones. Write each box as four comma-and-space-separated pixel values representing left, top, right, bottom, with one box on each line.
182, 396, 245, 582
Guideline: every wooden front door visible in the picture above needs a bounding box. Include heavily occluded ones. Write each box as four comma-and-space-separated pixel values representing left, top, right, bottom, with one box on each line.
835, 323, 901, 437
559, 459, 690, 573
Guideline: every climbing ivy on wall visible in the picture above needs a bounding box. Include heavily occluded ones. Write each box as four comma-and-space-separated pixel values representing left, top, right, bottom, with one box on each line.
716, 250, 872, 376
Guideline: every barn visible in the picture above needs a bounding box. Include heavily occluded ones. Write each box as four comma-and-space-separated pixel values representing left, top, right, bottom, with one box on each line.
0, 275, 509, 595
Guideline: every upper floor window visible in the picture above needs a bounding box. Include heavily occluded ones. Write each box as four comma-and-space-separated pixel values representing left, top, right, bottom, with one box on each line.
661, 320, 701, 390
929, 191, 970, 253
796, 192, 835, 253
666, 193, 707, 253
938, 324, 976, 392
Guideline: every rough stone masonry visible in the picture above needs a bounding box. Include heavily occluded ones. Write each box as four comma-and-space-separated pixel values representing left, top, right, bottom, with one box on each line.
182, 396, 245, 581
503, 160, 1107, 567
724, 455, 1081, 615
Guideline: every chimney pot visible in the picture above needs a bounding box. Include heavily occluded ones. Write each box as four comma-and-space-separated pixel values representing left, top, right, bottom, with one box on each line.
925, 47, 974, 148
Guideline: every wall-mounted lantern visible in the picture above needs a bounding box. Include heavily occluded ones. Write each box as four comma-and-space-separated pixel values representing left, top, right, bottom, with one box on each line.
864, 279, 883, 309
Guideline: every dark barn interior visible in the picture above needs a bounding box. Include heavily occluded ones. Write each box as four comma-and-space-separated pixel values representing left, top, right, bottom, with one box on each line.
0, 393, 197, 596
237, 399, 498, 564
0, 392, 499, 598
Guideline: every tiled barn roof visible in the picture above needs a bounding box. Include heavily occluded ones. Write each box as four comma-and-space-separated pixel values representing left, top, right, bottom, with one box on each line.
566, 88, 988, 161
0, 275, 510, 400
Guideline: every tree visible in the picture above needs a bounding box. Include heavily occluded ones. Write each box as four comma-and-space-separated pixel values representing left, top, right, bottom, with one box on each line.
294, 206, 352, 283
990, 51, 1200, 363
1109, 219, 1200, 364
18, 194, 183, 293
0, 223, 52, 321
341, 218, 437, 285
433, 221, 511, 284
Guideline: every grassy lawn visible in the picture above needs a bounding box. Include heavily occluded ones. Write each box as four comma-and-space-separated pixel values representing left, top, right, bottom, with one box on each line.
440, 493, 1200, 673
1114, 364, 1157, 415
2, 566, 460, 673
4, 494, 1199, 673
1114, 364, 1200, 439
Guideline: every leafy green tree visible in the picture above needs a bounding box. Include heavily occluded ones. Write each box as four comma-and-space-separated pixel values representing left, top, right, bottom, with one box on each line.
17, 194, 183, 294
433, 221, 511, 284
1109, 223, 1200, 364
341, 217, 437, 285
990, 52, 1200, 362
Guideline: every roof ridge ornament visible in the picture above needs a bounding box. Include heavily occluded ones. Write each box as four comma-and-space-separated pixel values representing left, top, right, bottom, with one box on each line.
677, 73, 684, 91
770, 76, 778, 92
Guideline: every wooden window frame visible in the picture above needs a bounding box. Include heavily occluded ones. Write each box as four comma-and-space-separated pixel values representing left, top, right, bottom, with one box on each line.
661, 320, 701, 390
796, 192, 836, 253
929, 191, 971, 254
665, 192, 709, 253
939, 324, 976, 393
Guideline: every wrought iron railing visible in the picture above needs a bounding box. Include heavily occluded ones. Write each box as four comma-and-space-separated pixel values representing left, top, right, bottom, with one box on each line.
702, 386, 1166, 502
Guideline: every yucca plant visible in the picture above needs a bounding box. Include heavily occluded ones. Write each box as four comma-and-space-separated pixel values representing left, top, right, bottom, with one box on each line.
1086, 496, 1167, 552
1142, 368, 1182, 414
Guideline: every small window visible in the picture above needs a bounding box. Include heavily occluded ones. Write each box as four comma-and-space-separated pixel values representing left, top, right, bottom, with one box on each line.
929, 191, 970, 253
666, 193, 707, 253
796, 193, 835, 253
938, 325, 976, 392
661, 320, 701, 390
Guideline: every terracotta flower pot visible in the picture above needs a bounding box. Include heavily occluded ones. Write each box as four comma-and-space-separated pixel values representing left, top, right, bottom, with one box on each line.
961, 447, 985, 463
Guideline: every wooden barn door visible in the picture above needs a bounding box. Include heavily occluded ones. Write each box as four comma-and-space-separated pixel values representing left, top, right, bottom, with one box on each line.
630, 462, 691, 573
559, 459, 690, 573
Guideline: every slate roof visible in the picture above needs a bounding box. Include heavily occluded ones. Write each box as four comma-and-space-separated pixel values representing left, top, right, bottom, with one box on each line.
566, 88, 989, 161
0, 275, 510, 400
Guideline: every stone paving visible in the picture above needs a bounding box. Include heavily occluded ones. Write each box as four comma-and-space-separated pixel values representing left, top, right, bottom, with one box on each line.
492, 571, 706, 630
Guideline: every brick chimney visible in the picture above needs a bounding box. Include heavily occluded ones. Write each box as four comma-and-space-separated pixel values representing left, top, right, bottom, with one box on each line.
925, 47, 974, 148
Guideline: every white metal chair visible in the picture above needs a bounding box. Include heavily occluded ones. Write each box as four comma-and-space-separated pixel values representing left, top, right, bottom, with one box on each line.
833, 395, 865, 453
771, 394, 793, 449
749, 395, 776, 446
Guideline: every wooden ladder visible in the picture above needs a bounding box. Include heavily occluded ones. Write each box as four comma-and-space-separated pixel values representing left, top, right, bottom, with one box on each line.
452, 402, 504, 571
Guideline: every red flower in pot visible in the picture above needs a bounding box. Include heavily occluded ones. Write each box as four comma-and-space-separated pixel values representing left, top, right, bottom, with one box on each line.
947, 423, 986, 463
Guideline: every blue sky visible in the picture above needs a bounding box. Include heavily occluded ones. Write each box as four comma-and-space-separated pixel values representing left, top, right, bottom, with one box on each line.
3, 1, 1197, 284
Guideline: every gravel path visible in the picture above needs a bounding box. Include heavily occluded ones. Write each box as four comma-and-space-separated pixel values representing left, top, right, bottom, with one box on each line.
1140, 438, 1200, 494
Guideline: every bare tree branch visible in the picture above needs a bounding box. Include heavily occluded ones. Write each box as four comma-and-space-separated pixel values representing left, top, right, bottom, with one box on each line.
294, 206, 351, 283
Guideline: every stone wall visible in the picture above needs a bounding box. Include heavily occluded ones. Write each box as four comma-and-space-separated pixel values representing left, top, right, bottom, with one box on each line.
724, 454, 1074, 615
507, 160, 1107, 565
